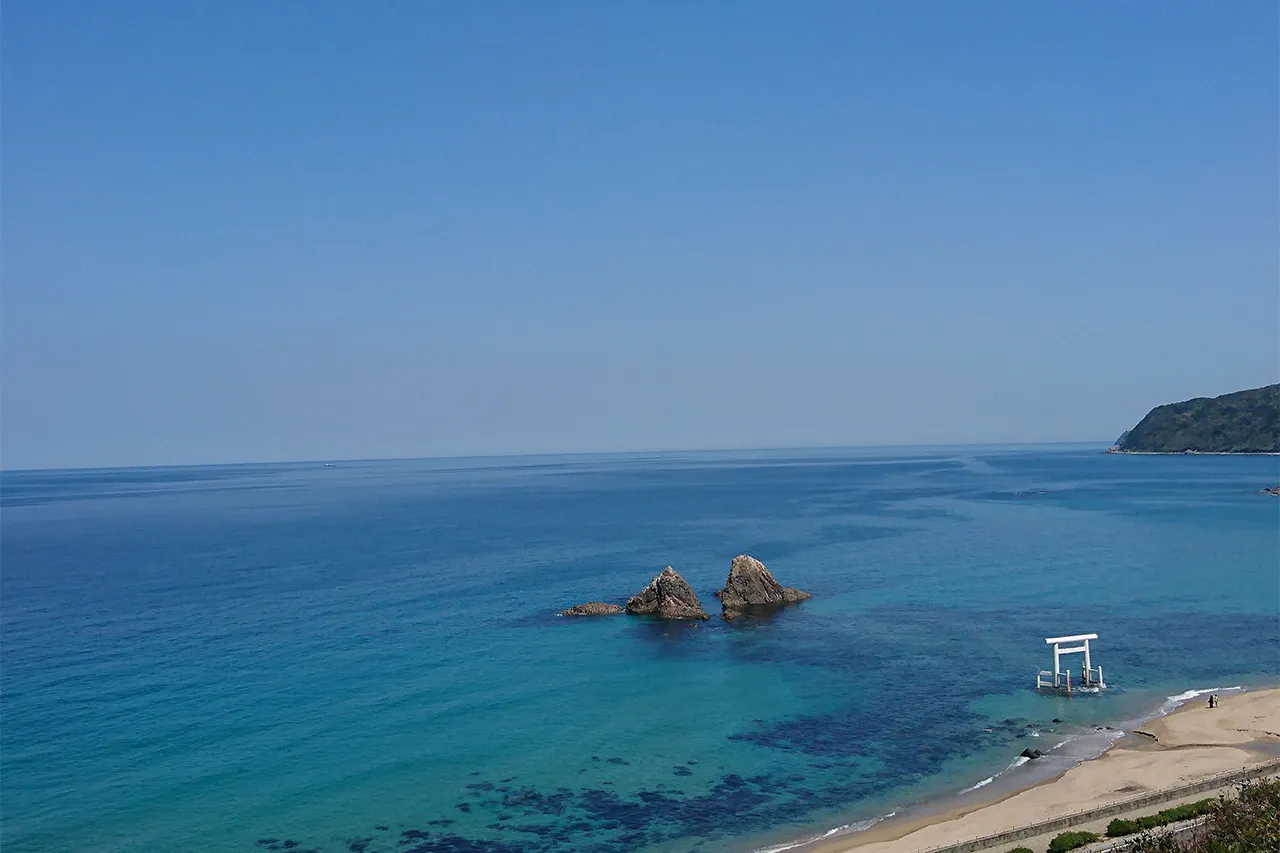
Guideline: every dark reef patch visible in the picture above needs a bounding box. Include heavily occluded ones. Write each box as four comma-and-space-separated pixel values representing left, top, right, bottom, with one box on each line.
398, 832, 530, 853
251, 764, 907, 853
254, 841, 317, 853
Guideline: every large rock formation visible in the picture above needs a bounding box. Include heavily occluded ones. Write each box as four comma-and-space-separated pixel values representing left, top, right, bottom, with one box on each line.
625, 567, 709, 620
560, 602, 624, 616
716, 555, 811, 618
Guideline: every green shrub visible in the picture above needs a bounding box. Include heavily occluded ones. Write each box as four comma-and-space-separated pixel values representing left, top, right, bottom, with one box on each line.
1047, 831, 1100, 853
1008, 848, 1034, 853
1155, 799, 1215, 824
1106, 798, 1218, 837
1107, 817, 1139, 836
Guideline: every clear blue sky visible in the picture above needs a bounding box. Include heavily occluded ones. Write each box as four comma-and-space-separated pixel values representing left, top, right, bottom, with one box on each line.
3, 2, 1277, 469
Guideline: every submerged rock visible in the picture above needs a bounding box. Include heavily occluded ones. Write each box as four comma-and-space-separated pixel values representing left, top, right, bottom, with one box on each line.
560, 602, 624, 616
715, 555, 811, 618
625, 567, 709, 620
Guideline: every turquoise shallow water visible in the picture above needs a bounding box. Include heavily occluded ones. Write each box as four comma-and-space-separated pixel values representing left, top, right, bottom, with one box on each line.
2, 446, 1278, 853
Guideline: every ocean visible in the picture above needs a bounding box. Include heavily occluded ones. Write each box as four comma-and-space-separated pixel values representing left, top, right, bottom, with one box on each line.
2, 445, 1277, 853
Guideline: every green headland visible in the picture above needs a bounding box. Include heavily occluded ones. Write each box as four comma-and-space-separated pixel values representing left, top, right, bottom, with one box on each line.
1110, 384, 1279, 454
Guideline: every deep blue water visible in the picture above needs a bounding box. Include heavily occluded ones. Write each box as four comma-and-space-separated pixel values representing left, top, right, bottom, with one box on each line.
2, 446, 1277, 853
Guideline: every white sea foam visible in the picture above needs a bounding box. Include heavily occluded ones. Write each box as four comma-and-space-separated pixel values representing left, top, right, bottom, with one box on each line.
959, 774, 996, 794
1159, 686, 1243, 715
959, 753, 1034, 796
750, 812, 898, 853
820, 812, 897, 837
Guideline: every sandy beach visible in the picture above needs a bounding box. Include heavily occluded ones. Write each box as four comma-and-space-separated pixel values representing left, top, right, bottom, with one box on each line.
810, 687, 1280, 853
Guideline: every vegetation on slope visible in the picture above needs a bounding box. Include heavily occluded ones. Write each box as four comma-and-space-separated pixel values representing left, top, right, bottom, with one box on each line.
1128, 777, 1280, 853
1113, 385, 1279, 453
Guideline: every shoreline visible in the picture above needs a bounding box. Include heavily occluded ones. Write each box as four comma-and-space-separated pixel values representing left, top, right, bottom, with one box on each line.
744, 684, 1280, 853
1103, 449, 1280, 456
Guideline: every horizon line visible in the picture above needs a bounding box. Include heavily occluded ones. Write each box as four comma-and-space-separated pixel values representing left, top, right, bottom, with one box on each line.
0, 439, 1116, 474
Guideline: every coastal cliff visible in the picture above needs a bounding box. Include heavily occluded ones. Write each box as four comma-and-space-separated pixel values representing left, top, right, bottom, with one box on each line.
1109, 384, 1279, 454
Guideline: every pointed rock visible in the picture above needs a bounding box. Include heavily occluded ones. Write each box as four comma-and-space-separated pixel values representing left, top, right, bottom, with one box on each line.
715, 555, 811, 618
560, 602, 624, 616
626, 567, 709, 620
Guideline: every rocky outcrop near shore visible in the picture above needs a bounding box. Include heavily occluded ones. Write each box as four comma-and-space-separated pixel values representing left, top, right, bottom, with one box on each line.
715, 555, 811, 618
560, 602, 624, 616
626, 567, 709, 620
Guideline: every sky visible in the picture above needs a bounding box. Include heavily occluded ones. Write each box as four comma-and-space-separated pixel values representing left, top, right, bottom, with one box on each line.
3, 2, 1277, 469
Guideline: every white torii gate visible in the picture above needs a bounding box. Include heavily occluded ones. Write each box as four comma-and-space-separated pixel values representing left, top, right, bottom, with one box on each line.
1037, 633, 1105, 690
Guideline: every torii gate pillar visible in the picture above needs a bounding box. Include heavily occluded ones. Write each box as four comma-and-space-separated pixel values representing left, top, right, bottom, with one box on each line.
1038, 633, 1105, 690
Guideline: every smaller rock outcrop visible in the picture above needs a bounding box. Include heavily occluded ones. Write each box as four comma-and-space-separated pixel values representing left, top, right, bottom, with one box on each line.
716, 555, 811, 618
626, 567, 709, 620
560, 602, 624, 616
1261, 486, 1280, 496
1019, 748, 1044, 760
